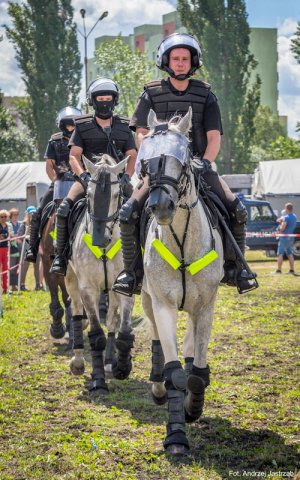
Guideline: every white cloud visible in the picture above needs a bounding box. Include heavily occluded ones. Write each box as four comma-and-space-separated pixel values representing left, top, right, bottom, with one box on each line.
277, 17, 298, 37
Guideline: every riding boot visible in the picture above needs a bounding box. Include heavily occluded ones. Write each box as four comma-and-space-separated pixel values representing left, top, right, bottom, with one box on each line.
112, 223, 143, 296
50, 198, 73, 276
25, 210, 42, 263
222, 199, 258, 293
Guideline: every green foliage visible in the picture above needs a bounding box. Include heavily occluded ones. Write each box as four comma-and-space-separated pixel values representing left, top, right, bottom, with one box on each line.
264, 136, 300, 160
177, 0, 261, 173
0, 92, 38, 163
5, 0, 81, 158
252, 105, 286, 150
291, 21, 300, 63
94, 36, 154, 117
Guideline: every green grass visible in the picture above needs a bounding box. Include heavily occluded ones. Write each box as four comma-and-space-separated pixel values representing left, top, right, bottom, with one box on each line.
0, 253, 299, 479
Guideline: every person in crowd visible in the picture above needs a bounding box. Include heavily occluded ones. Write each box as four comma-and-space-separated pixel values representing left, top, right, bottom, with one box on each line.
0, 209, 11, 294
8, 208, 22, 291
113, 32, 257, 297
274, 203, 298, 275
17, 207, 44, 291
25, 107, 81, 263
50, 77, 137, 275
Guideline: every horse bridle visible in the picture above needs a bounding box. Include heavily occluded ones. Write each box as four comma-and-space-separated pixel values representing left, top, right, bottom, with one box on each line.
88, 173, 121, 235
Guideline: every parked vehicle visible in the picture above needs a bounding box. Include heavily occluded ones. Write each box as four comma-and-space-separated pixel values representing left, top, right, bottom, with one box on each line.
238, 194, 300, 259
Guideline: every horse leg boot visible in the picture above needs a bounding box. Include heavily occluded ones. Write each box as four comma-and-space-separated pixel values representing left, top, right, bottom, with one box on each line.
88, 330, 108, 394
184, 365, 210, 423
113, 198, 143, 296
69, 315, 85, 375
112, 331, 135, 380
150, 340, 167, 405
222, 199, 258, 293
25, 209, 42, 263
163, 361, 190, 455
50, 198, 73, 275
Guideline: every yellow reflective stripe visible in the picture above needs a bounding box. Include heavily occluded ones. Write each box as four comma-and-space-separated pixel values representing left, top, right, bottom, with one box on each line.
83, 233, 103, 259
187, 249, 219, 276
152, 239, 181, 270
106, 238, 121, 259
82, 233, 121, 260
50, 228, 56, 239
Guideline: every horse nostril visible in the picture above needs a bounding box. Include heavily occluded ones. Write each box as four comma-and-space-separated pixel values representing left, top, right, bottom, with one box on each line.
168, 200, 175, 211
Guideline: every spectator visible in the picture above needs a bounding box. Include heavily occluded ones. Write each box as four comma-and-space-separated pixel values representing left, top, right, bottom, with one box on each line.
8, 208, 22, 291
0, 209, 10, 294
274, 203, 298, 275
17, 207, 44, 291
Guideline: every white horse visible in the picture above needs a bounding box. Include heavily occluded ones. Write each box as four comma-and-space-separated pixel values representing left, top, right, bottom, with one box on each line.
140, 108, 224, 454
66, 154, 135, 394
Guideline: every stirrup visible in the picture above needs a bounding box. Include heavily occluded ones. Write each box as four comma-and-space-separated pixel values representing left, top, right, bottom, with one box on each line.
236, 269, 258, 294
49, 255, 67, 276
25, 247, 37, 263
112, 269, 142, 297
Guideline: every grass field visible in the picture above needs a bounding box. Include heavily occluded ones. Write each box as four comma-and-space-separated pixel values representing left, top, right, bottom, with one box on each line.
0, 252, 299, 480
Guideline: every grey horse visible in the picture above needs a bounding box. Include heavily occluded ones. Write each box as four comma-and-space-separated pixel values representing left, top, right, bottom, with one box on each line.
140, 108, 224, 454
66, 154, 135, 394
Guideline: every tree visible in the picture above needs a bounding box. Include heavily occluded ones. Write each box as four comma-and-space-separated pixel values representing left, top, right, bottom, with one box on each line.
252, 105, 285, 150
5, 0, 81, 158
264, 136, 300, 160
94, 36, 154, 117
0, 92, 38, 163
177, 0, 261, 173
291, 21, 300, 63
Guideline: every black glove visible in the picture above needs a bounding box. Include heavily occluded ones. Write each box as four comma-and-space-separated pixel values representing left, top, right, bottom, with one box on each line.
62, 171, 74, 182
119, 173, 133, 199
78, 171, 91, 190
192, 157, 212, 176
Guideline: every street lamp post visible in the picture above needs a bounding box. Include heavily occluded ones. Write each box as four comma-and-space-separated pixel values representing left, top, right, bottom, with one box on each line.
78, 9, 108, 112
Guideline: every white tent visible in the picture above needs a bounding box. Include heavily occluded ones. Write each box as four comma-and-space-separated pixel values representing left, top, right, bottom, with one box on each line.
252, 159, 300, 215
0, 162, 50, 215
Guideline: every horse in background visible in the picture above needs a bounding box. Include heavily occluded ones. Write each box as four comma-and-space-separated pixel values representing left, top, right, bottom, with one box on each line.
140, 108, 224, 454
66, 154, 135, 395
39, 202, 72, 340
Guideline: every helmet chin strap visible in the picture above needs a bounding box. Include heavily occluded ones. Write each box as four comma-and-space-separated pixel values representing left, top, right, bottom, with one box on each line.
164, 66, 197, 81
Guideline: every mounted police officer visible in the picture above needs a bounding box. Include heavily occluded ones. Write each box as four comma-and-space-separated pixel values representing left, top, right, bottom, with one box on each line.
50, 77, 137, 275
25, 106, 81, 263
113, 32, 257, 296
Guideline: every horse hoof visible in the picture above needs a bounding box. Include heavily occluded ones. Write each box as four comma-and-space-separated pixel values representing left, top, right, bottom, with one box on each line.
184, 409, 201, 424
151, 391, 167, 405
70, 359, 85, 376
165, 444, 189, 456
112, 362, 132, 380
82, 318, 89, 330
50, 324, 65, 339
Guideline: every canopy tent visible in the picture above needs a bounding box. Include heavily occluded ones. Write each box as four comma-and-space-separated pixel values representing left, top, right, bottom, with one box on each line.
252, 159, 300, 215
0, 162, 50, 215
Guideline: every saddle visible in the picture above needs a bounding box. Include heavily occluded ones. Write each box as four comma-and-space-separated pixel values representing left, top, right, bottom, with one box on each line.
39, 201, 56, 238
67, 198, 87, 258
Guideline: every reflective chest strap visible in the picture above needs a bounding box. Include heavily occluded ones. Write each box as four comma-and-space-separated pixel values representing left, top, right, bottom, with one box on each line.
152, 227, 218, 310
82, 233, 122, 294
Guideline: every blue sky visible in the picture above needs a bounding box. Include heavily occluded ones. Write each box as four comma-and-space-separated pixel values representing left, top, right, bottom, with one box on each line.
0, 0, 299, 137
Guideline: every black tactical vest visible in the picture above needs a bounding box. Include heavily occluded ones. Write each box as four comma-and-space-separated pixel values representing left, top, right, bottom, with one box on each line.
145, 79, 211, 157
74, 114, 131, 163
49, 132, 71, 177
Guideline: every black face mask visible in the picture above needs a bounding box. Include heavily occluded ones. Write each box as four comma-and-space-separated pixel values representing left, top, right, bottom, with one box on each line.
93, 99, 115, 119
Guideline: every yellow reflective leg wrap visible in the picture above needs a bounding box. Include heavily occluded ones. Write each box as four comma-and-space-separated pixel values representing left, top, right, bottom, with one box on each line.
50, 227, 57, 240
187, 250, 219, 276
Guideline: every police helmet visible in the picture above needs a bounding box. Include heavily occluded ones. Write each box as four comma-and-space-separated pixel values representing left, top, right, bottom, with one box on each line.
156, 33, 202, 77
56, 107, 82, 129
87, 77, 119, 106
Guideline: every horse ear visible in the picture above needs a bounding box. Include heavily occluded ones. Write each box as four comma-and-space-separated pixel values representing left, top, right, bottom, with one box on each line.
148, 109, 158, 129
109, 156, 130, 176
82, 155, 97, 175
177, 107, 192, 135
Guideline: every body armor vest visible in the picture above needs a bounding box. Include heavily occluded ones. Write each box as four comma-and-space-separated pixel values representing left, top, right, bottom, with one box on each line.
145, 79, 211, 157
74, 114, 131, 163
49, 132, 71, 177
